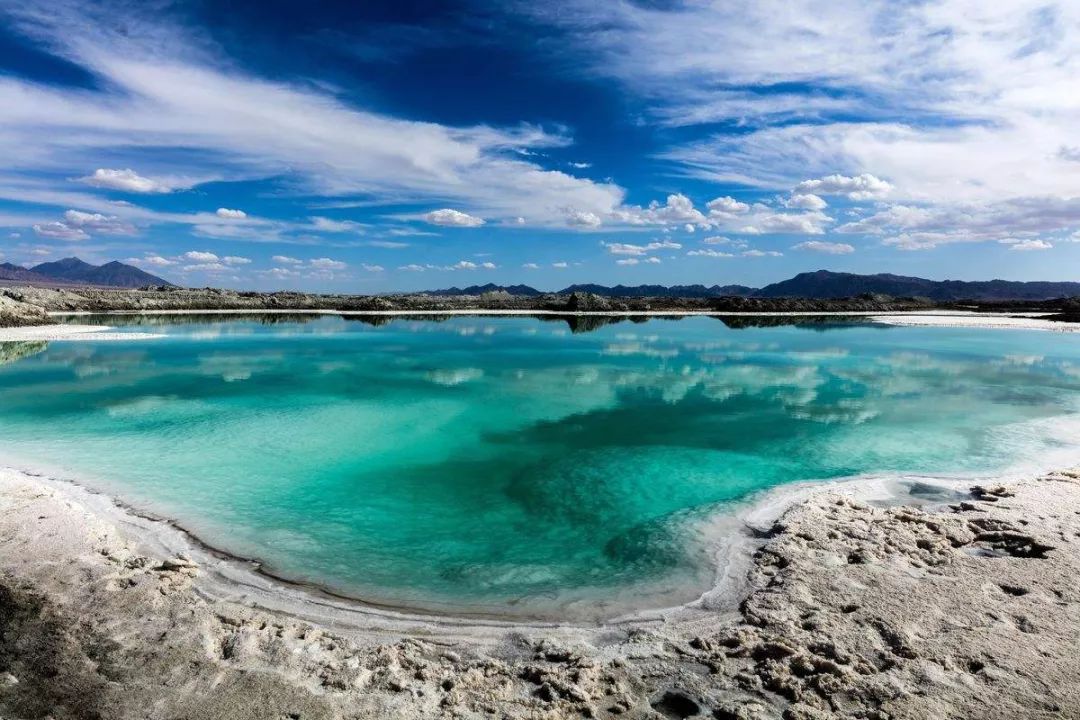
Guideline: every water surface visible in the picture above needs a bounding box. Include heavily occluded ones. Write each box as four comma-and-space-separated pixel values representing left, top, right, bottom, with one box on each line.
2, 314, 1080, 617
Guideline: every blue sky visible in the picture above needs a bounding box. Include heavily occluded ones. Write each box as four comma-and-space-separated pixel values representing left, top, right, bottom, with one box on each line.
1, 0, 1079, 291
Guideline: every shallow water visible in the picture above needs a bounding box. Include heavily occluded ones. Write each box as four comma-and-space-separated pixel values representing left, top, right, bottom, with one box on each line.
2, 314, 1080, 617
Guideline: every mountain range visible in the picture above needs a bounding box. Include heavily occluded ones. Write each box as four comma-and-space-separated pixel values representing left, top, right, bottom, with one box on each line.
3, 260, 1079, 300
0, 257, 173, 288
426, 271, 1080, 302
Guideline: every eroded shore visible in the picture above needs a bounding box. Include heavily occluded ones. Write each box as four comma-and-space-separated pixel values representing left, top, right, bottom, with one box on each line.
2, 465, 1079, 719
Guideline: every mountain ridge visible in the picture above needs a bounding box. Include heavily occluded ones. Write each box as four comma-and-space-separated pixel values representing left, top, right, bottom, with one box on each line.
423, 271, 1080, 301
6, 257, 176, 288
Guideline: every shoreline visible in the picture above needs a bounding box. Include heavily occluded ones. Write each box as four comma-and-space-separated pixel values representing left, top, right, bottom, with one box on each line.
0, 453, 1061, 630
0, 308, 1072, 342
3, 459, 1080, 717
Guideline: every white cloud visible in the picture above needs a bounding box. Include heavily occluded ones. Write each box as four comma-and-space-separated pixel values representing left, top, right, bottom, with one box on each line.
1002, 239, 1053, 251
0, 7, 625, 229
795, 174, 892, 201
603, 240, 682, 256
422, 209, 486, 227
645, 256, 661, 264
522, 262, 540, 269
741, 210, 832, 235
309, 257, 347, 270
183, 251, 219, 262
216, 207, 247, 219
361, 263, 385, 271
272, 255, 303, 265
398, 264, 425, 271
612, 193, 708, 227
706, 196, 750, 216
365, 240, 409, 248
260, 267, 300, 279
785, 193, 828, 210
134, 254, 174, 267
310, 216, 363, 232
687, 248, 734, 258
32, 221, 89, 241
183, 262, 227, 272
742, 249, 783, 257
702, 235, 747, 247
566, 209, 603, 227
552, 261, 568, 268
615, 258, 639, 265
793, 240, 855, 254
78, 168, 174, 194
62, 209, 135, 234
222, 256, 251, 266
530, 1, 1080, 254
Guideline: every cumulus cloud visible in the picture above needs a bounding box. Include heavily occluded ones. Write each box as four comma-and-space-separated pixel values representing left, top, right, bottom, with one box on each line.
183, 251, 219, 262
272, 255, 304, 265
32, 221, 89, 241
741, 210, 831, 235
1002, 239, 1053, 251
566, 209, 603, 227
361, 263, 385, 271
615, 258, 639, 265
706, 196, 750, 215
742, 249, 783, 257
522, 262, 541, 269
687, 248, 734, 258
422, 209, 486, 227
215, 207, 247, 219
183, 262, 227, 272
398, 264, 426, 271
603, 240, 682, 256
79, 168, 173, 194
62, 209, 135, 235
612, 193, 708, 227
785, 193, 828, 210
793, 240, 855, 254
129, 254, 174, 267
222, 256, 251, 265
310, 216, 363, 232
260, 267, 300, 279
795, 174, 892, 201
365, 240, 409, 248
309, 257, 347, 270
552, 261, 568, 268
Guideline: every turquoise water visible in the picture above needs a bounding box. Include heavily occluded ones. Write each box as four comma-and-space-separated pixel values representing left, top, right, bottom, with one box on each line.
3, 314, 1080, 617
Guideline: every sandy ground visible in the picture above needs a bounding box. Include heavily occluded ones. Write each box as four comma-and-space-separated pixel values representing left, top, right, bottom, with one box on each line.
0, 311, 1069, 342
2, 465, 1079, 719
0, 324, 165, 341
870, 313, 1078, 332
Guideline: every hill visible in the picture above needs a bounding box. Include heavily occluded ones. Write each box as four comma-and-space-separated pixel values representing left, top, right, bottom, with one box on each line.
423, 283, 543, 296
423, 273, 1080, 302
755, 270, 1080, 301
0, 263, 56, 284
28, 258, 174, 288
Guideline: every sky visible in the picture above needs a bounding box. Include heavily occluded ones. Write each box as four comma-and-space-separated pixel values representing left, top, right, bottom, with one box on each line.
1, 0, 1079, 292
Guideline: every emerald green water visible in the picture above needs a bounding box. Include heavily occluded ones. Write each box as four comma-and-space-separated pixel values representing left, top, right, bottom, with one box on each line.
3, 314, 1080, 617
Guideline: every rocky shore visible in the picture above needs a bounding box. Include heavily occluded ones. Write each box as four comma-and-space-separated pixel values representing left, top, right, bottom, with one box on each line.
0, 285, 940, 327
2, 466, 1078, 719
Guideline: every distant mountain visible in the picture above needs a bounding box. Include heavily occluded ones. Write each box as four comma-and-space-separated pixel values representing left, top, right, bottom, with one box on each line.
423, 283, 757, 298
29, 257, 174, 288
424, 283, 543, 296
755, 270, 1080, 301
558, 283, 757, 298
0, 262, 55, 284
